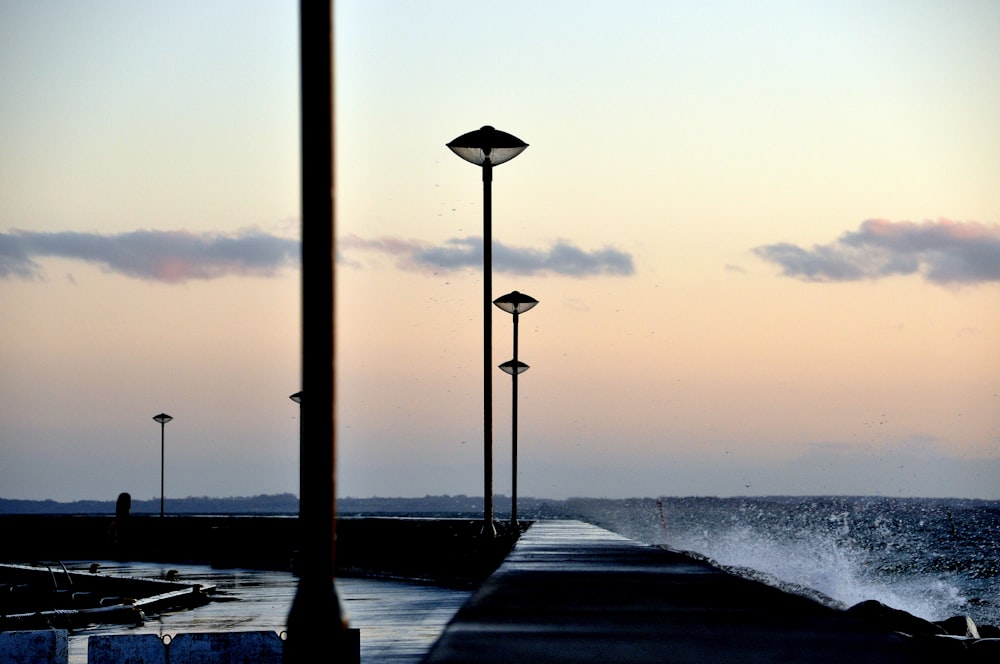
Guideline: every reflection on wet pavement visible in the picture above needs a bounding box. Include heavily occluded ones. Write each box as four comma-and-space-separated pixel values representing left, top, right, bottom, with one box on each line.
64, 561, 470, 663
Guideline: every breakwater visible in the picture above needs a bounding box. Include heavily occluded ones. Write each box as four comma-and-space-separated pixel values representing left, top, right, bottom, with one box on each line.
0, 516, 524, 587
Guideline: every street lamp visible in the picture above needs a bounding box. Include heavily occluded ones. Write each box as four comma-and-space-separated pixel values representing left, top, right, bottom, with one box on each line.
289, 392, 303, 485
152, 413, 173, 518
494, 290, 538, 528
447, 126, 528, 538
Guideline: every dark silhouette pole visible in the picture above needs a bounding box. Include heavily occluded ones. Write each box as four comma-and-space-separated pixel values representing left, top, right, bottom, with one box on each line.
285, 2, 355, 662
494, 291, 538, 527
152, 413, 172, 518
447, 127, 528, 538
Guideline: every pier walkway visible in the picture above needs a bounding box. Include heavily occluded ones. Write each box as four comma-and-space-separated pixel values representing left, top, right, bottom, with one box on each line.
422, 520, 945, 663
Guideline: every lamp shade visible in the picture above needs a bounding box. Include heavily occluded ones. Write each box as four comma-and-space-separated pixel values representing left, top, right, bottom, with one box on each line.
499, 360, 530, 375
493, 290, 539, 315
152, 413, 173, 424
447, 126, 528, 166
289, 391, 302, 404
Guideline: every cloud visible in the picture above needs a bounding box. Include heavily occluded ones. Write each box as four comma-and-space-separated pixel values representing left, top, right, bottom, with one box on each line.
339, 234, 635, 277
753, 219, 1000, 285
3, 229, 636, 282
0, 229, 299, 283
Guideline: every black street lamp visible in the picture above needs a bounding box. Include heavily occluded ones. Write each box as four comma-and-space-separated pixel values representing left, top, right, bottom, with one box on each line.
494, 290, 538, 528
290, 391, 302, 453
152, 413, 173, 518
447, 126, 528, 538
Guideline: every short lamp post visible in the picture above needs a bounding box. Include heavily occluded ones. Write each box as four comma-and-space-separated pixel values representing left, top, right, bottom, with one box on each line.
494, 290, 538, 527
447, 126, 528, 538
290, 391, 303, 452
152, 413, 173, 518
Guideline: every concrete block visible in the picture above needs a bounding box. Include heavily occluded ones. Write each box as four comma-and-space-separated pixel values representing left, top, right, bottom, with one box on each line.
0, 630, 68, 664
87, 633, 166, 664
167, 631, 283, 664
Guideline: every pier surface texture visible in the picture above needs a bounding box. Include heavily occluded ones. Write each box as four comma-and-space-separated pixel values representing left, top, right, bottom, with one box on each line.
422, 520, 952, 663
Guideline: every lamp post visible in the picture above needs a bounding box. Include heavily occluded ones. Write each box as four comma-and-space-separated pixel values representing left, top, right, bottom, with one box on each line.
447, 126, 528, 538
152, 413, 172, 518
494, 290, 538, 527
290, 391, 302, 452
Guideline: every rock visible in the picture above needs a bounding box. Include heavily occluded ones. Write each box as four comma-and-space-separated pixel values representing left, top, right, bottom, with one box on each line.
936, 615, 980, 638
977, 624, 1000, 638
846, 599, 945, 637
968, 638, 1000, 663
906, 634, 969, 660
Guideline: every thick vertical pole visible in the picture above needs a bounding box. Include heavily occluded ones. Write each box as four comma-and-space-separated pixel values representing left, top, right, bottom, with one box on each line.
482, 161, 496, 538
285, 1, 353, 661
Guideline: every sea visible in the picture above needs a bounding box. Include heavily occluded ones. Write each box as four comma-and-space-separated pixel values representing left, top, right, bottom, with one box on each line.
63, 496, 998, 662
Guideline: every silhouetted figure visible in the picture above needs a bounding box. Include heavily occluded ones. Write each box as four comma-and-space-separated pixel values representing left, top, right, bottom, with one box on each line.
108, 492, 132, 558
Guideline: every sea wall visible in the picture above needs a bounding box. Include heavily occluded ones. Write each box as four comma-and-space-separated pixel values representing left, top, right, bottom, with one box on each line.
0, 516, 524, 587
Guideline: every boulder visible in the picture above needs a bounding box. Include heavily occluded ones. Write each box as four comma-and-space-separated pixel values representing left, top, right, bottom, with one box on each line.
846, 599, 945, 637
967, 638, 1000, 663
936, 615, 980, 638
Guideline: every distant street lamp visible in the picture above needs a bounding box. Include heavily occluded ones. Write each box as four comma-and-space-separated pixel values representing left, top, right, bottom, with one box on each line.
152, 413, 173, 518
447, 126, 528, 538
494, 290, 538, 528
289, 392, 303, 470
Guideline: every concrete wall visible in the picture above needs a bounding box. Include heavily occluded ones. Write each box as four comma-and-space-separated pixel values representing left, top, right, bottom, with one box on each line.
0, 630, 68, 664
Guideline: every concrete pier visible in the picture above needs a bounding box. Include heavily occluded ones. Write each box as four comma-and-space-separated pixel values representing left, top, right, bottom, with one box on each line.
422, 520, 953, 663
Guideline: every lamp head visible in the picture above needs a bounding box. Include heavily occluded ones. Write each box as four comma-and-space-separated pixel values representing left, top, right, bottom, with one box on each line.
152, 413, 173, 424
447, 126, 528, 166
493, 290, 539, 315
499, 360, 530, 375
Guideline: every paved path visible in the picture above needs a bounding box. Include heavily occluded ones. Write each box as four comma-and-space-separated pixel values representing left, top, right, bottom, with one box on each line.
422, 520, 942, 663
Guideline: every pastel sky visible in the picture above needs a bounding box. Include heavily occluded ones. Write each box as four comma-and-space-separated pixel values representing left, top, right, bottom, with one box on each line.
2, 1, 998, 503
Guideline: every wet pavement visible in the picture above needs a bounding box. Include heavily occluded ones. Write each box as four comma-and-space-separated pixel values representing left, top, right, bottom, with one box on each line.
61, 562, 469, 664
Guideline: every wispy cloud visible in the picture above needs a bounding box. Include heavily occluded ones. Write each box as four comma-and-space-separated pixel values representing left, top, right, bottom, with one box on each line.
339, 235, 635, 277
0, 229, 299, 283
753, 219, 1000, 285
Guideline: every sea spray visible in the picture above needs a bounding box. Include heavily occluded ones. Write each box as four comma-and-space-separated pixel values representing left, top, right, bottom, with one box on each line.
552, 496, 1000, 627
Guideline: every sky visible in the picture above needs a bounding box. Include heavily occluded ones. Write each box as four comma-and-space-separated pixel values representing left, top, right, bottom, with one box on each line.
1, 1, 998, 503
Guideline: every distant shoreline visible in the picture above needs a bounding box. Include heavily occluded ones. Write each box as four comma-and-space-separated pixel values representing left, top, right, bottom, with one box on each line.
3, 493, 997, 516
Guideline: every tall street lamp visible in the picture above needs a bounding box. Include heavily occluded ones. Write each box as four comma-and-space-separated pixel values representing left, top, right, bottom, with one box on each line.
152, 413, 173, 518
447, 126, 528, 537
494, 290, 538, 528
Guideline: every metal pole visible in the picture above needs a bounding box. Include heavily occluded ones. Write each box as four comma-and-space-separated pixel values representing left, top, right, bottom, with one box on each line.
482, 160, 496, 538
160, 421, 165, 519
511, 310, 519, 527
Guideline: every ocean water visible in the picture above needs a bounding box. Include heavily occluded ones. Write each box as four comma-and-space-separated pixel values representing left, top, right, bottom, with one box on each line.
563, 495, 1000, 628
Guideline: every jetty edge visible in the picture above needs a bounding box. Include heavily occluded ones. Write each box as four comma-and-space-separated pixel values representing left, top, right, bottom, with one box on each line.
422, 520, 995, 663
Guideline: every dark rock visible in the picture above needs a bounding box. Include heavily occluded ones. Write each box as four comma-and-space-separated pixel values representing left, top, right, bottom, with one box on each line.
968, 638, 1000, 663
978, 624, 1000, 638
936, 615, 980, 638
905, 634, 969, 660
846, 599, 945, 636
